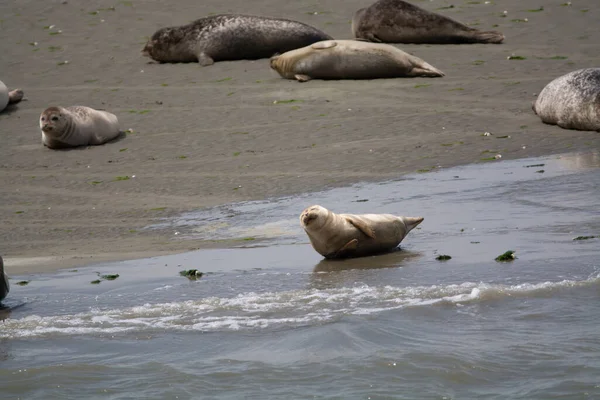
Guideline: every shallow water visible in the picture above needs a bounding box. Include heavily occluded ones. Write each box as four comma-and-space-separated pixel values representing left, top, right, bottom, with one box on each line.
2, 152, 600, 399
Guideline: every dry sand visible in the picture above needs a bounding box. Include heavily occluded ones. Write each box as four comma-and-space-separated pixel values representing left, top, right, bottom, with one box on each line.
1, 0, 599, 273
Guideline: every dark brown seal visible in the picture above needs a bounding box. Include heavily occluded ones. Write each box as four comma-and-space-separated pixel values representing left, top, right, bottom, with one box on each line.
352, 0, 505, 44
0, 256, 9, 302
142, 14, 333, 65
533, 68, 600, 132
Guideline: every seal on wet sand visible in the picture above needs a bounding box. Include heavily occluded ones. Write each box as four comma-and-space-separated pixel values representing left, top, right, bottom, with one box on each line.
142, 14, 333, 65
300, 205, 424, 259
532, 68, 600, 132
352, 0, 505, 44
0, 80, 24, 113
0, 256, 9, 302
270, 39, 444, 82
39, 106, 121, 149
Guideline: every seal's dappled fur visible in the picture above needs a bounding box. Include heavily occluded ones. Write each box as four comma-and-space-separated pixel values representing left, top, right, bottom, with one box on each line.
270, 39, 444, 82
300, 205, 424, 259
0, 256, 9, 302
40, 106, 121, 149
533, 68, 600, 132
352, 0, 504, 44
142, 14, 332, 65
0, 80, 24, 112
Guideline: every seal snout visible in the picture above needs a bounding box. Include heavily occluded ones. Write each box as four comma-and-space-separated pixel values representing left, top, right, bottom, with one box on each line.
403, 216, 424, 233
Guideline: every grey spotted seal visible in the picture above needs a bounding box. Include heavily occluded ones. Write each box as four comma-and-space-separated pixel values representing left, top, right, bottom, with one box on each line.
39, 106, 121, 149
270, 39, 444, 82
0, 80, 24, 112
352, 0, 505, 44
142, 14, 333, 65
300, 205, 424, 259
0, 256, 9, 302
532, 68, 600, 132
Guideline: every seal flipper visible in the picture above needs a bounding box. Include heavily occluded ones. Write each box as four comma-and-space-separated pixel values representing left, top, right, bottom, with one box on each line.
294, 74, 312, 82
333, 238, 358, 258
197, 52, 215, 66
311, 40, 337, 50
8, 89, 23, 105
344, 216, 376, 239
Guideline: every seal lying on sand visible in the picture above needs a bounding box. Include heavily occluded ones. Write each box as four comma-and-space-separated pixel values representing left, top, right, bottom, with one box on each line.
270, 39, 444, 82
39, 106, 121, 149
300, 205, 424, 259
0, 80, 24, 113
0, 256, 9, 302
352, 0, 505, 44
142, 14, 333, 65
533, 68, 600, 132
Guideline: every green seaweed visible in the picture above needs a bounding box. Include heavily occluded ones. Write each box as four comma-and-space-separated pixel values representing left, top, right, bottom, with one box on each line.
179, 269, 203, 280
16, 281, 30, 286
113, 176, 130, 181
273, 99, 303, 104
527, 7, 543, 12
507, 55, 526, 60
525, 163, 545, 168
90, 279, 101, 284
495, 250, 517, 262
150, 207, 166, 211
101, 274, 120, 281
414, 84, 431, 88
573, 235, 596, 241
436, 255, 452, 261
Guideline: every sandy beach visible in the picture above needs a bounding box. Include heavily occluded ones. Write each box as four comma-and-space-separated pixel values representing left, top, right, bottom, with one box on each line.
0, 0, 598, 273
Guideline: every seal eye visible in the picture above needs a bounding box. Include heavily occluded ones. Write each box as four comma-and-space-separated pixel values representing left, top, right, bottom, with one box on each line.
51, 116, 59, 121
41, 117, 45, 121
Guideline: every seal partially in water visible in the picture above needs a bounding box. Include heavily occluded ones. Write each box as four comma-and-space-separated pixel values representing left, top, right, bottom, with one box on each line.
300, 205, 424, 259
270, 39, 444, 82
0, 80, 24, 113
142, 14, 333, 65
533, 68, 600, 132
0, 256, 9, 303
352, 0, 505, 44
39, 106, 121, 149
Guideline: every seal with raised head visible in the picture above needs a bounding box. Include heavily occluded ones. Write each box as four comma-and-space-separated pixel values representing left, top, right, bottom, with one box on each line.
532, 68, 600, 132
300, 205, 424, 259
352, 0, 505, 44
0, 256, 9, 302
142, 14, 333, 65
0, 80, 24, 113
270, 39, 444, 82
39, 106, 121, 149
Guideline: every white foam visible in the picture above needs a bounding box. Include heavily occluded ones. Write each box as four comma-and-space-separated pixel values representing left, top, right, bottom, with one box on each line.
2, 274, 598, 339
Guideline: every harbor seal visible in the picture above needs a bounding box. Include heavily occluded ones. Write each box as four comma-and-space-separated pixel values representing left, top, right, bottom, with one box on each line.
352, 0, 505, 44
300, 205, 424, 259
0, 256, 9, 302
0, 80, 24, 112
532, 68, 600, 132
142, 14, 333, 65
39, 106, 121, 149
270, 39, 444, 82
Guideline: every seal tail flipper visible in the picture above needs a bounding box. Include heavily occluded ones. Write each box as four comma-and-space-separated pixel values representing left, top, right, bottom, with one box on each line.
468, 30, 505, 44
409, 62, 445, 78
402, 217, 424, 234
8, 89, 23, 105
294, 74, 312, 82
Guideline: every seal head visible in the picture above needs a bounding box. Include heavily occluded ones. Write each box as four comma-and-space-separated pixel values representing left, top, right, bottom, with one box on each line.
39, 107, 67, 137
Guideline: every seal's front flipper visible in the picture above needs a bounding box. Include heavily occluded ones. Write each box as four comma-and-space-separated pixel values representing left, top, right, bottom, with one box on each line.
8, 89, 24, 105
294, 74, 312, 82
345, 216, 376, 239
333, 238, 358, 258
311, 40, 337, 50
197, 53, 215, 66
409, 65, 445, 78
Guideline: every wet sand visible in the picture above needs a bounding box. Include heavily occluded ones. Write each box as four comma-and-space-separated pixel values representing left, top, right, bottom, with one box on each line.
0, 0, 598, 273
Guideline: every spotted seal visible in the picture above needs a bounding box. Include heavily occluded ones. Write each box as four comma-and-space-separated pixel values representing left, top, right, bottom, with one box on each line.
0, 80, 24, 112
270, 39, 444, 82
39, 106, 121, 149
0, 256, 9, 302
533, 68, 600, 132
142, 14, 333, 65
352, 0, 505, 44
300, 205, 424, 259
